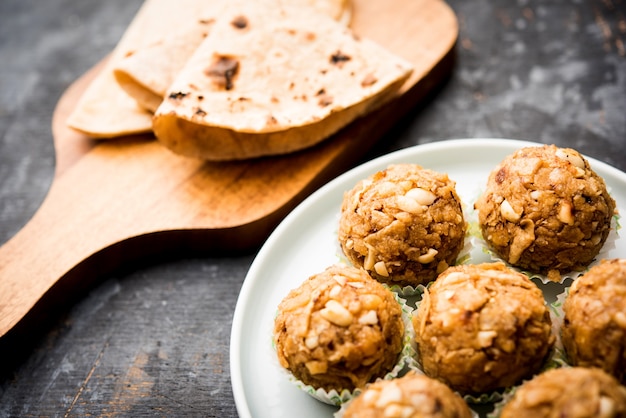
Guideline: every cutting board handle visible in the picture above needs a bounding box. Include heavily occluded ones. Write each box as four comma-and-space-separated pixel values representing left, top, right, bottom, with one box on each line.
0, 181, 110, 338
0, 0, 458, 343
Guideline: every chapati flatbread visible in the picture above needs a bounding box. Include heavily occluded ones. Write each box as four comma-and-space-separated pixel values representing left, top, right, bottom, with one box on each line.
66, 0, 219, 138
113, 20, 216, 113
153, 3, 413, 160
113, 0, 352, 113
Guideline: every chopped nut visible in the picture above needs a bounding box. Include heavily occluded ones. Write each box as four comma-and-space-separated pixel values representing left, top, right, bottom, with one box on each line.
364, 244, 377, 270
556, 148, 585, 169
359, 310, 379, 325
599, 396, 615, 418
573, 167, 586, 178
333, 274, 347, 286
329, 284, 342, 298
477, 330, 498, 348
320, 300, 353, 326
362, 389, 378, 405
347, 281, 364, 289
614, 311, 626, 329
500, 199, 522, 222
374, 261, 389, 277
375, 383, 403, 408
417, 248, 438, 264
305, 360, 327, 375
383, 404, 415, 417
305, 334, 319, 349
590, 233, 602, 245
558, 201, 574, 225
405, 187, 437, 206
361, 294, 383, 309
395, 195, 423, 214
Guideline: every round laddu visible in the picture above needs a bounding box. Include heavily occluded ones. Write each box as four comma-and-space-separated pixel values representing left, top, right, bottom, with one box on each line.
412, 263, 555, 395
500, 367, 626, 418
342, 371, 473, 418
562, 258, 626, 384
338, 164, 466, 288
474, 144, 616, 281
273, 265, 405, 392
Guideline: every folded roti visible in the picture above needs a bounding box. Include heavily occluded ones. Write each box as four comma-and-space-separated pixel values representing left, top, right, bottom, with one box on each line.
113, 0, 352, 114
153, 4, 413, 161
66, 0, 220, 137
113, 20, 216, 113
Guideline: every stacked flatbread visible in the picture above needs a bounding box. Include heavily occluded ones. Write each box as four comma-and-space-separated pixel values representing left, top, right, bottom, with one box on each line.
68, 0, 414, 161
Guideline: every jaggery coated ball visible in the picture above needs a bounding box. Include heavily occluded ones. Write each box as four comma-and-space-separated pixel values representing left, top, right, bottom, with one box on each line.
342, 371, 473, 418
338, 164, 466, 288
562, 259, 626, 384
475, 145, 616, 281
413, 262, 555, 394
500, 367, 626, 418
273, 265, 405, 392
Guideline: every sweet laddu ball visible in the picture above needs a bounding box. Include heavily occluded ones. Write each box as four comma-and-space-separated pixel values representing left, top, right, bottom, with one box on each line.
412, 263, 554, 395
562, 259, 626, 384
342, 371, 473, 418
338, 163, 466, 288
273, 265, 405, 393
475, 144, 616, 281
500, 367, 626, 418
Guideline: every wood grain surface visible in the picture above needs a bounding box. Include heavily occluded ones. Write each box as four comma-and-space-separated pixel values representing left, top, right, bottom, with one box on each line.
0, 0, 457, 342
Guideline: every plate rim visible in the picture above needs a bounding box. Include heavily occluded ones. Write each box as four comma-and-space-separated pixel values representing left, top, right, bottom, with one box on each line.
230, 137, 626, 418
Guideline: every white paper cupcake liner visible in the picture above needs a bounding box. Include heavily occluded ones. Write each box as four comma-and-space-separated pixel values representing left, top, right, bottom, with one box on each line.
274, 292, 416, 406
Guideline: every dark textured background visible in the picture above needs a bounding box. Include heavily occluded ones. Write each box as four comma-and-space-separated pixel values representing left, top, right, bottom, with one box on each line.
0, 0, 624, 416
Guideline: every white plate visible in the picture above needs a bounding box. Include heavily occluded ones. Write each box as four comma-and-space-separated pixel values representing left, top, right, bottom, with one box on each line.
230, 138, 626, 418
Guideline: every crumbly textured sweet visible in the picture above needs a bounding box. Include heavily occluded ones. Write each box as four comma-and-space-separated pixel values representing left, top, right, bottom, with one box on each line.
474, 145, 616, 281
338, 164, 466, 288
500, 367, 626, 418
342, 371, 473, 418
273, 265, 405, 392
561, 259, 626, 384
412, 263, 555, 395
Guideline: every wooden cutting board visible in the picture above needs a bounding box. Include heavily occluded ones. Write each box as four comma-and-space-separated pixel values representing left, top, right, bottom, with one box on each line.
0, 0, 457, 341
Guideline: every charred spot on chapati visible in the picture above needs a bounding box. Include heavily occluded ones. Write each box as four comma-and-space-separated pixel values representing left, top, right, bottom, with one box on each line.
168, 91, 189, 101
361, 73, 378, 87
266, 114, 278, 127
231, 15, 248, 29
205, 55, 239, 90
316, 89, 333, 107
330, 50, 351, 66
